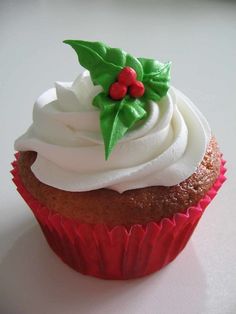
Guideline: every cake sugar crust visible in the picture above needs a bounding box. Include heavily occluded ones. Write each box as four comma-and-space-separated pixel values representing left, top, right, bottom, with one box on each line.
17, 137, 221, 227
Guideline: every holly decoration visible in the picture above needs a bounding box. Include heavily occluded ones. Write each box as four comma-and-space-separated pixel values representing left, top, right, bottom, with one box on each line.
63, 40, 171, 159
109, 66, 145, 100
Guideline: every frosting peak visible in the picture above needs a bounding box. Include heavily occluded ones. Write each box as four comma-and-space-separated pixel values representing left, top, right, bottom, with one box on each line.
15, 72, 211, 193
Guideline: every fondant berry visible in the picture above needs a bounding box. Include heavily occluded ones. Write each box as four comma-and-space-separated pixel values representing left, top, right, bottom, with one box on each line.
118, 67, 137, 86
129, 81, 145, 98
109, 82, 127, 100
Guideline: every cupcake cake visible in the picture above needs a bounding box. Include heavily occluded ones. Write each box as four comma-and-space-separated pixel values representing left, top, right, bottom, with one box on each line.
12, 40, 226, 279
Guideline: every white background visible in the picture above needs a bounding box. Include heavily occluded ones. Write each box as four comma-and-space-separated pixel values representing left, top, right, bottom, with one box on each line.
0, 1, 236, 313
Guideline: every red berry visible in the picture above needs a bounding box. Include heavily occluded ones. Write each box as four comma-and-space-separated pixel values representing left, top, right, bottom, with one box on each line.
129, 81, 145, 98
118, 67, 137, 86
109, 82, 127, 100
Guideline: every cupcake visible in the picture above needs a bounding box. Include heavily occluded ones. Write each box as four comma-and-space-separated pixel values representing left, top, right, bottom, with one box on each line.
12, 40, 226, 279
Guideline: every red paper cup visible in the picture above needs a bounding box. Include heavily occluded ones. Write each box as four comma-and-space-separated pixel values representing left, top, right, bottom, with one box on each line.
11, 154, 226, 280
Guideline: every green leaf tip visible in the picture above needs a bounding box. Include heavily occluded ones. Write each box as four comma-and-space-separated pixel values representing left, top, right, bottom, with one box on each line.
64, 39, 171, 160
93, 93, 147, 160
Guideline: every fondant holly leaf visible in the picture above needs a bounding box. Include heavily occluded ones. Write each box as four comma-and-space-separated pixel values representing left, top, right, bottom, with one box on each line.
63, 39, 172, 159
63, 40, 143, 93
93, 93, 146, 159
138, 58, 171, 101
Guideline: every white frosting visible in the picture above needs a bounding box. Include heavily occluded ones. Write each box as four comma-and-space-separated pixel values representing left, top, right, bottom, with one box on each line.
15, 71, 211, 193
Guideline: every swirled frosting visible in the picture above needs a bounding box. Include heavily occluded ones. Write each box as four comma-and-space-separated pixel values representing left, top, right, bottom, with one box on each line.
15, 71, 211, 193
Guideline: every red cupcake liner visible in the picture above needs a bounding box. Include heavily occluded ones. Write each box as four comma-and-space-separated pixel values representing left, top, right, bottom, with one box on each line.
11, 154, 226, 280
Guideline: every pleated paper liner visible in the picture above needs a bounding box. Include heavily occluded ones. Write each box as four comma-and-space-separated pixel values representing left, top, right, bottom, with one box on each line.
11, 153, 226, 280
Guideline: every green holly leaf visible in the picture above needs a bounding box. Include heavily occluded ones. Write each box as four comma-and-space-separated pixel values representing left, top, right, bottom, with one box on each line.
93, 93, 146, 159
138, 58, 171, 102
63, 40, 143, 93
63, 39, 172, 160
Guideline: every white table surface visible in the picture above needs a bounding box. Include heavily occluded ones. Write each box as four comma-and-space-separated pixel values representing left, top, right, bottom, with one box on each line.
0, 1, 236, 313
